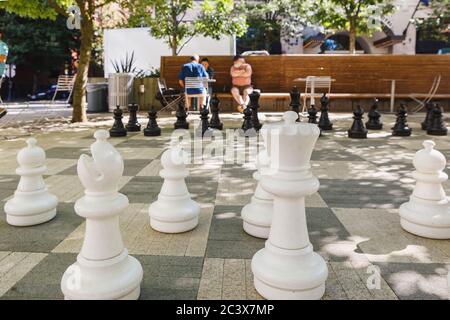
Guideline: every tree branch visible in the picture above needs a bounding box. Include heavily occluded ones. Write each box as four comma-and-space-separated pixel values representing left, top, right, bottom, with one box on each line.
47, 0, 69, 17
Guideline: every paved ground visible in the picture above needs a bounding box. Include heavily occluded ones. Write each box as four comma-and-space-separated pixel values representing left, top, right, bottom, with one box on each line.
0, 111, 449, 300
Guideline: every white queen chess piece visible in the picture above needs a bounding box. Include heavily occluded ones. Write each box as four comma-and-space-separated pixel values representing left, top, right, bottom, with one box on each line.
4, 138, 58, 226
399, 140, 450, 239
149, 146, 200, 233
241, 148, 273, 239
61, 130, 143, 300
251, 111, 328, 300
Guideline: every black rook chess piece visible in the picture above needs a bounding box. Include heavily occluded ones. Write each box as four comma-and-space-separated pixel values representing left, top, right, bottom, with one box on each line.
174, 100, 189, 130
144, 107, 161, 136
110, 105, 127, 137
249, 90, 262, 131
289, 86, 301, 122
427, 104, 448, 136
366, 99, 383, 130
209, 94, 223, 130
348, 105, 368, 139
125, 103, 141, 132
308, 105, 318, 124
392, 104, 412, 136
318, 93, 333, 130
421, 102, 434, 130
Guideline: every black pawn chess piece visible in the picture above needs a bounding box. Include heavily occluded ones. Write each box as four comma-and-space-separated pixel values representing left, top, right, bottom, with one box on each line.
110, 105, 127, 137
427, 104, 448, 136
289, 86, 301, 122
348, 105, 368, 139
241, 107, 255, 135
308, 105, 318, 124
318, 93, 333, 130
249, 91, 262, 131
144, 107, 161, 136
125, 103, 141, 132
366, 99, 383, 130
197, 106, 210, 137
209, 95, 223, 130
421, 102, 434, 130
174, 100, 189, 130
392, 104, 412, 136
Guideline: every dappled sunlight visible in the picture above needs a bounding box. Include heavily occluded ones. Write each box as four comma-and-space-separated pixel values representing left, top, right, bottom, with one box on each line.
388, 271, 449, 299
216, 211, 238, 219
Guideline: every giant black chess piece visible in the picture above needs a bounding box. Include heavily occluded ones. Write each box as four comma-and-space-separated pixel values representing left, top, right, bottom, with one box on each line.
421, 102, 434, 130
318, 93, 333, 130
209, 95, 223, 130
308, 105, 318, 124
427, 104, 448, 136
174, 100, 189, 130
249, 90, 262, 131
144, 107, 161, 136
241, 107, 256, 137
110, 106, 127, 137
348, 105, 368, 139
126, 103, 141, 132
196, 106, 210, 137
366, 99, 383, 130
392, 104, 412, 136
289, 86, 301, 122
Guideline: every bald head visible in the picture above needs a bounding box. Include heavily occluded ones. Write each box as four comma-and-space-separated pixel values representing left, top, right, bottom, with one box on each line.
190, 54, 200, 62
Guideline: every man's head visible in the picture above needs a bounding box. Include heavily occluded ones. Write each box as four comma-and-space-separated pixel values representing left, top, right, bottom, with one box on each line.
200, 57, 209, 69
233, 55, 245, 68
190, 54, 200, 63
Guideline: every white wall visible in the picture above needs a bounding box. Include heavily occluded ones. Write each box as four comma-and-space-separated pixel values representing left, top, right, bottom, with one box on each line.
103, 28, 235, 77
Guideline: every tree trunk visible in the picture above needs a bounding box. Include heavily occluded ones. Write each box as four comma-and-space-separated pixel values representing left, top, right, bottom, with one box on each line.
71, 14, 94, 123
349, 20, 357, 54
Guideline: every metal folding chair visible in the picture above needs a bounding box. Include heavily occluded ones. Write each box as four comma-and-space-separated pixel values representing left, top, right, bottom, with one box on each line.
184, 77, 209, 111
157, 78, 183, 113
302, 76, 332, 112
52, 75, 76, 103
410, 75, 441, 113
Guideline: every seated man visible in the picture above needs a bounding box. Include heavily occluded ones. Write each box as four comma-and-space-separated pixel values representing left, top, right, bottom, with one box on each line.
178, 54, 209, 111
0, 30, 8, 118
230, 55, 253, 113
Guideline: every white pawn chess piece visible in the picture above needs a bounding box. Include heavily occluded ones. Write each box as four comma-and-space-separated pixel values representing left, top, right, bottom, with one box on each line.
241, 149, 273, 238
61, 130, 143, 300
4, 138, 58, 226
149, 146, 200, 233
251, 111, 328, 300
399, 140, 450, 239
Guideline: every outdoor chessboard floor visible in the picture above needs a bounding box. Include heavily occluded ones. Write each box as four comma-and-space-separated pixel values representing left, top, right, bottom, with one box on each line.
0, 112, 449, 300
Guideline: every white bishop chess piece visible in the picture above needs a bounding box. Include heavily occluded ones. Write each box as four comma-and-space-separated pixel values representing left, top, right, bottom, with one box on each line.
251, 111, 328, 300
4, 138, 58, 226
241, 148, 273, 239
149, 146, 200, 233
399, 140, 450, 239
61, 130, 143, 300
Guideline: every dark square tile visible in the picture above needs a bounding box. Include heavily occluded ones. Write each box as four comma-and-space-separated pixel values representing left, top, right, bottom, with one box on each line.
0, 175, 20, 201
59, 159, 154, 176
46, 147, 90, 159
311, 149, 365, 162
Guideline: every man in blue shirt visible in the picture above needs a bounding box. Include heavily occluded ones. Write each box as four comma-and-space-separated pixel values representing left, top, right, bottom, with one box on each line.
178, 54, 209, 111
0, 30, 9, 118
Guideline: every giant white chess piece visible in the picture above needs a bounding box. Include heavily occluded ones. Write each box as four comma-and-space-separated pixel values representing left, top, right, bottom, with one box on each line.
241, 148, 273, 238
61, 130, 143, 300
149, 146, 200, 233
251, 111, 328, 300
4, 138, 58, 226
399, 140, 450, 239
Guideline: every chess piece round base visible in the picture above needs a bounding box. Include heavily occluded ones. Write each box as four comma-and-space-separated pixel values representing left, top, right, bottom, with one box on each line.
149, 197, 200, 233
251, 244, 328, 300
126, 125, 141, 132
144, 128, 161, 136
392, 129, 411, 137
366, 123, 382, 130
400, 198, 450, 239
61, 250, 143, 300
109, 130, 127, 137
348, 130, 367, 139
319, 124, 333, 131
5, 192, 57, 226
427, 128, 448, 136
241, 199, 272, 239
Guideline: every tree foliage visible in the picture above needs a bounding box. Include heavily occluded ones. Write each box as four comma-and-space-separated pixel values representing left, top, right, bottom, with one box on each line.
416, 0, 450, 42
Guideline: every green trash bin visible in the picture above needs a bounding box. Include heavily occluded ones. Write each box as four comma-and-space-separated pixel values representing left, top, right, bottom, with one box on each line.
87, 83, 108, 113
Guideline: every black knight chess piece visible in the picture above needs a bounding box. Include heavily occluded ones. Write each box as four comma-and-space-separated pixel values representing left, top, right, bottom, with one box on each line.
209, 95, 223, 130
348, 105, 368, 139
427, 104, 448, 136
392, 104, 412, 136
366, 99, 383, 130
289, 86, 301, 122
110, 105, 127, 137
174, 100, 189, 130
249, 90, 262, 131
144, 107, 161, 136
318, 93, 333, 130
125, 103, 141, 132
308, 105, 318, 124
421, 102, 434, 130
